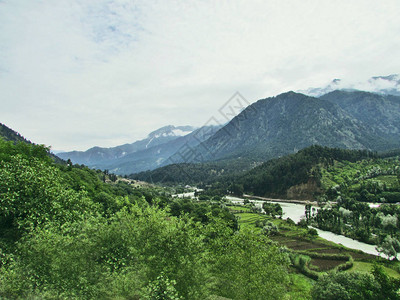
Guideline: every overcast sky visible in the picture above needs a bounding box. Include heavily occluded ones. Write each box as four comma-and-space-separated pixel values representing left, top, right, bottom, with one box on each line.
1, 0, 400, 151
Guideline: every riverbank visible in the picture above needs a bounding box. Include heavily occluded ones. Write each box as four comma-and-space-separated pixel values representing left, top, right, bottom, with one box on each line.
229, 204, 400, 280
227, 195, 386, 257
243, 194, 320, 206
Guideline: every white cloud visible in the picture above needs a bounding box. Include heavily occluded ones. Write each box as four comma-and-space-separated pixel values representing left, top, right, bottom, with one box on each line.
1, 0, 400, 150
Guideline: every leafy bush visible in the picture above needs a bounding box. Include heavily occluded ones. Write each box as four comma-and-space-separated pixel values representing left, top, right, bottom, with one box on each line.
312, 271, 381, 300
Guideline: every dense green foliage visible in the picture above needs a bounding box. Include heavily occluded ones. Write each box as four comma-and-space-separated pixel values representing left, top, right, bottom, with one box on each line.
320, 156, 400, 203
239, 145, 376, 197
0, 138, 292, 299
311, 271, 380, 300
2, 134, 399, 298
130, 157, 254, 185
311, 264, 400, 300
168, 198, 239, 230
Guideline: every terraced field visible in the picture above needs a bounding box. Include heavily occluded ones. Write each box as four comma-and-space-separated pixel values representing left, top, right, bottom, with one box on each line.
231, 205, 400, 278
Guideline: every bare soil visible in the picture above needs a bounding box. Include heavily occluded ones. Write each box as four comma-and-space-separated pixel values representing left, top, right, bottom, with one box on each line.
309, 258, 346, 271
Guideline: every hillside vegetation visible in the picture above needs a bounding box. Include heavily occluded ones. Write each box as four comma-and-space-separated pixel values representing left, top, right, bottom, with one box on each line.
238, 146, 378, 199
2, 136, 400, 298
0, 138, 292, 299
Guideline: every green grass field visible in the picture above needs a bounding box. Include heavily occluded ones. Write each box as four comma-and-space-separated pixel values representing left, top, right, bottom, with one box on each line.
227, 205, 251, 212
349, 261, 400, 279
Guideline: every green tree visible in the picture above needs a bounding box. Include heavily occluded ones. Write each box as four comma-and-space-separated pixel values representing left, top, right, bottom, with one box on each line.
0, 154, 97, 234
145, 273, 182, 300
1, 205, 211, 299
311, 271, 380, 300
213, 228, 289, 299
376, 235, 400, 260
372, 264, 400, 300
262, 221, 279, 236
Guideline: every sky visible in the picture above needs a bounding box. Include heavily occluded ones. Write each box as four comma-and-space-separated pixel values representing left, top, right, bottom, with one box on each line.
1, 0, 400, 151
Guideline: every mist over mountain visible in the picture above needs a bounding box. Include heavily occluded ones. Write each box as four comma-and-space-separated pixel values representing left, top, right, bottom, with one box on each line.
300, 74, 400, 97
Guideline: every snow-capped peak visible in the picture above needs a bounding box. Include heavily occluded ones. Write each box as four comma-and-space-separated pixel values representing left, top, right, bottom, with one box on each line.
147, 125, 196, 139
171, 128, 194, 136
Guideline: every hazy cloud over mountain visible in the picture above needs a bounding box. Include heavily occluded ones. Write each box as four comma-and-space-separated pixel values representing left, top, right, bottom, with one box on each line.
1, 0, 400, 150
301, 74, 400, 97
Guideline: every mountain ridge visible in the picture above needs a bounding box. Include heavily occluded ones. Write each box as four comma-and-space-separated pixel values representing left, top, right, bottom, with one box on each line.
58, 124, 221, 174
174, 91, 394, 165
60, 88, 400, 177
131, 89, 400, 182
58, 125, 197, 167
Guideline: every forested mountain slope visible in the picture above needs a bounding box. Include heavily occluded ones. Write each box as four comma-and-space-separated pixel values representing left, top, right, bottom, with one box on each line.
0, 123, 64, 164
320, 90, 400, 144
0, 123, 31, 143
172, 91, 398, 166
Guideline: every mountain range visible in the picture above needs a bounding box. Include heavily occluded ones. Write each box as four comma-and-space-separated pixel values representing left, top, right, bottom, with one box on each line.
5, 76, 400, 178
172, 90, 400, 164
132, 89, 400, 183
58, 125, 221, 174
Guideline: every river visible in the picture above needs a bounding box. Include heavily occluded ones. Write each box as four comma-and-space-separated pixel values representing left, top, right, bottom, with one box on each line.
226, 196, 384, 257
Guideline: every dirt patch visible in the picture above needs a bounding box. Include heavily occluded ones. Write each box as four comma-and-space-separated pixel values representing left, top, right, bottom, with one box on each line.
271, 235, 329, 251
271, 234, 377, 261
310, 258, 346, 271
270, 236, 296, 243
347, 251, 376, 260
307, 247, 377, 261
308, 248, 346, 254
286, 178, 322, 200
287, 241, 321, 251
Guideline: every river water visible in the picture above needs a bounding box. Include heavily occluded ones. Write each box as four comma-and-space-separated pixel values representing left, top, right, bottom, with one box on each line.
226, 196, 384, 257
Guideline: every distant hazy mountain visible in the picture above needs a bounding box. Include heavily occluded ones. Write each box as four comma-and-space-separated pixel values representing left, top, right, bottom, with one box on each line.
58, 125, 222, 175
58, 125, 196, 166
94, 125, 221, 174
174, 91, 400, 165
300, 74, 400, 97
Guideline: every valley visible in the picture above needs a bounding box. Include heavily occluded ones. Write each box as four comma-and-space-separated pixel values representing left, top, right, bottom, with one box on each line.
3, 1, 400, 297
2, 86, 400, 299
